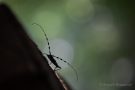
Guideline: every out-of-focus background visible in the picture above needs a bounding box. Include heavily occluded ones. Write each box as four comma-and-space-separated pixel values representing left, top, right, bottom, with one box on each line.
1, 0, 135, 90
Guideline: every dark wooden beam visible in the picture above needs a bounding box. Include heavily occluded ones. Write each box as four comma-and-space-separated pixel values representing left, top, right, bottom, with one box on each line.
0, 3, 65, 90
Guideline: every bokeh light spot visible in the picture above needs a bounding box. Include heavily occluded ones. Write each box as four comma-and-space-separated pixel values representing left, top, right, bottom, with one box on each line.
31, 10, 64, 37
44, 39, 74, 68
110, 58, 134, 84
88, 11, 120, 51
66, 0, 95, 22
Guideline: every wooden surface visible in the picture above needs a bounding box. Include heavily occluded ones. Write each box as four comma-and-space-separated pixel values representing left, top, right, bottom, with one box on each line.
0, 3, 65, 90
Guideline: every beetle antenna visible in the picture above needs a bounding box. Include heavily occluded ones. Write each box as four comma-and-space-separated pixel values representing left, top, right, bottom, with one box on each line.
32, 23, 51, 55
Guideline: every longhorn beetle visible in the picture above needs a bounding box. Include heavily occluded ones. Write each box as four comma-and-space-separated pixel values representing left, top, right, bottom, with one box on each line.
32, 23, 78, 80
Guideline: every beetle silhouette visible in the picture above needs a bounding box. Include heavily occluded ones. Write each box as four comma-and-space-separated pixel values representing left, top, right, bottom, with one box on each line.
32, 23, 78, 80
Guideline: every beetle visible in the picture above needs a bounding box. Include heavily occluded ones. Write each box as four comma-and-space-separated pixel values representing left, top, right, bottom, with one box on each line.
32, 23, 78, 80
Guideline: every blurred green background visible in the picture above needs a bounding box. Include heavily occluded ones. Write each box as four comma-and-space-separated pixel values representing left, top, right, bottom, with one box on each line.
1, 0, 135, 90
